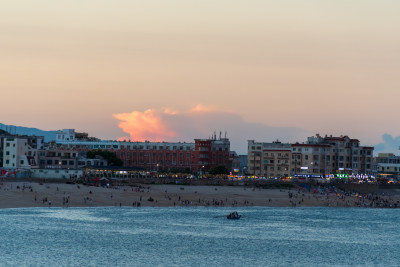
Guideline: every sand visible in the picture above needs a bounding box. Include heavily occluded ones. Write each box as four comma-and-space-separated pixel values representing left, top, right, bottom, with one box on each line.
0, 181, 399, 209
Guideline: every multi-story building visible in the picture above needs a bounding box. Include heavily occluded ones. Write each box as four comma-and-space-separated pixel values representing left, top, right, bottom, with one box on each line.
2, 136, 44, 169
248, 140, 291, 177
374, 153, 400, 179
194, 137, 230, 172
310, 134, 374, 175
248, 134, 374, 178
116, 141, 196, 172
56, 129, 76, 142
57, 134, 232, 173
291, 143, 333, 175
37, 149, 79, 169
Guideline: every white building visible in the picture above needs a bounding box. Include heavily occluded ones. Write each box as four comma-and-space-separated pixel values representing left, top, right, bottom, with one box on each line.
56, 129, 76, 142
3, 137, 38, 169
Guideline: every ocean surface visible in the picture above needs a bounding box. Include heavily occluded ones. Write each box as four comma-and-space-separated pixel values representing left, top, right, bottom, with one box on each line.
0, 207, 399, 267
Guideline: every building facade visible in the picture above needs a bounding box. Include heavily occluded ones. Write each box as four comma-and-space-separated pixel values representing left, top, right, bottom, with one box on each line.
57, 136, 232, 173
374, 153, 400, 179
2, 136, 44, 169
38, 149, 79, 169
248, 134, 374, 178
248, 140, 292, 177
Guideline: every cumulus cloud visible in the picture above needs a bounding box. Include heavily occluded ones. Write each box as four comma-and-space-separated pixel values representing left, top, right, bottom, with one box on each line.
113, 109, 177, 142
114, 105, 311, 154
374, 134, 400, 155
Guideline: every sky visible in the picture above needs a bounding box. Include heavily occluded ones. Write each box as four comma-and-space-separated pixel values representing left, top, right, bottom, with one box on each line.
1, 1, 400, 154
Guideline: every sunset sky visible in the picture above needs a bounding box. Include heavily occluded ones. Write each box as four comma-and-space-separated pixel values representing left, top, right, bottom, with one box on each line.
1, 1, 400, 153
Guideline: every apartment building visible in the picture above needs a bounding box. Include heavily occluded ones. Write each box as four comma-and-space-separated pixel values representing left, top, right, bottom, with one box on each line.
2, 136, 43, 169
37, 149, 79, 169
248, 140, 291, 177
310, 134, 374, 175
248, 134, 374, 177
374, 153, 400, 179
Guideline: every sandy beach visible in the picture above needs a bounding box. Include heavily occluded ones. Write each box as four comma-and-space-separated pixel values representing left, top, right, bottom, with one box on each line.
1, 181, 399, 209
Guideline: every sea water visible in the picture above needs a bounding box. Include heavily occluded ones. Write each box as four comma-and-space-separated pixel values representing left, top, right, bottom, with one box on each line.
0, 207, 399, 266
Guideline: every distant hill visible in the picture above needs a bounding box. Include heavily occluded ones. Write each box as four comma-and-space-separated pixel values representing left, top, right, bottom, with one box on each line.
0, 123, 57, 142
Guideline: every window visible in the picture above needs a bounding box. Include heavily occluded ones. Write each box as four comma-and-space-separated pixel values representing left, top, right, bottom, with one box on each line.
20, 160, 24, 165
69, 160, 74, 165
5, 151, 9, 155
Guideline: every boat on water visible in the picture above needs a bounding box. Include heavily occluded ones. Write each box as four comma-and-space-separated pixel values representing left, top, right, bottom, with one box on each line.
227, 212, 241, 220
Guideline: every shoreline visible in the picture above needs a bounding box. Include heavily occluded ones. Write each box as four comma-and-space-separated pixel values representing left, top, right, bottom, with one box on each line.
0, 181, 399, 209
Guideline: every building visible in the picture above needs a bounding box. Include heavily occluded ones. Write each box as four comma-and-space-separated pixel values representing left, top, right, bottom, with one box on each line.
2, 136, 44, 169
291, 143, 334, 175
115, 141, 196, 172
248, 134, 374, 178
56, 129, 76, 142
374, 153, 400, 179
57, 134, 232, 173
37, 149, 79, 169
310, 134, 374, 175
248, 140, 291, 177
194, 137, 230, 172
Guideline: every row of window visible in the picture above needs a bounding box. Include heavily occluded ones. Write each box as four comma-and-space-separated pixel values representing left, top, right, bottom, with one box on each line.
120, 152, 193, 159
39, 160, 75, 166
125, 160, 191, 166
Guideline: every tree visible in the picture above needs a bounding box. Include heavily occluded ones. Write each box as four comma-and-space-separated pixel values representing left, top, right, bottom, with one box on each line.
209, 165, 229, 175
86, 149, 123, 166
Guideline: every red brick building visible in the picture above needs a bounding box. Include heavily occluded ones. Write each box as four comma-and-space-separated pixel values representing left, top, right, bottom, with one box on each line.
193, 138, 230, 172
57, 137, 232, 173
113, 138, 231, 173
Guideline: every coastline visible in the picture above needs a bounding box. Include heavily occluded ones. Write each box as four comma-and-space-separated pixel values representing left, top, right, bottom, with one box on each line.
1, 181, 399, 209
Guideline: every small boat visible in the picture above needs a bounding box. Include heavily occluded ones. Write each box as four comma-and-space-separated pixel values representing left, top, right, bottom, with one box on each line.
227, 212, 241, 220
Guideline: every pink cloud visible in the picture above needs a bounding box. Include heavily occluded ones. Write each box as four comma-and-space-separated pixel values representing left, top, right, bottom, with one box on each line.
113, 109, 177, 142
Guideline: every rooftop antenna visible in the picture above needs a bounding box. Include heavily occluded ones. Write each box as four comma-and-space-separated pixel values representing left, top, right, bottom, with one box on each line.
219, 131, 222, 140
225, 130, 227, 139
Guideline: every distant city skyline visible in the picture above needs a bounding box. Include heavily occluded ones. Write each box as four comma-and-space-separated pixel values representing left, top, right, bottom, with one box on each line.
2, 1, 400, 154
